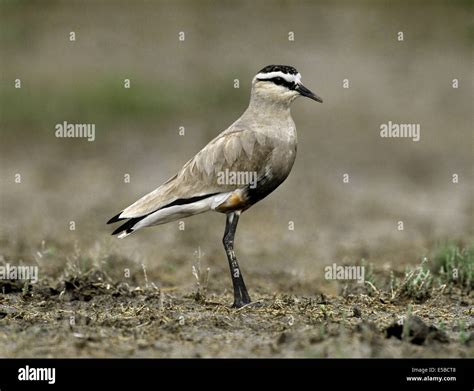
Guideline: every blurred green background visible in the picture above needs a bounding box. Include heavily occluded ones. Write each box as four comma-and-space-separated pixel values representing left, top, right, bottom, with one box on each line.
0, 0, 472, 293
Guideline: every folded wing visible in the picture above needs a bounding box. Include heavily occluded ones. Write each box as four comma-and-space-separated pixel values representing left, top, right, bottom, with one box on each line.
108, 128, 275, 236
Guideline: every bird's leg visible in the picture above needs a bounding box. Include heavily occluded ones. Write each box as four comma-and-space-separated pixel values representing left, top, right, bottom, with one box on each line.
223, 211, 251, 308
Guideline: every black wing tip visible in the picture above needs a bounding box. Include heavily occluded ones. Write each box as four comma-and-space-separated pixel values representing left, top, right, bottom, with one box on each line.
111, 227, 134, 236
107, 212, 125, 224
111, 216, 145, 236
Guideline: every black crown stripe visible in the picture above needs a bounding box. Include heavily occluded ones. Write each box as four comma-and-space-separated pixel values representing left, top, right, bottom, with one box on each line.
258, 65, 298, 75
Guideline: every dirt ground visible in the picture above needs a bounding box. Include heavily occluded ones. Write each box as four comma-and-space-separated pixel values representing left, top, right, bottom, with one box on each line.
0, 259, 472, 358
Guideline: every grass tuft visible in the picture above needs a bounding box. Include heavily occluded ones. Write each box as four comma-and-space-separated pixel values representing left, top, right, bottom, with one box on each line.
432, 244, 473, 290
392, 258, 433, 303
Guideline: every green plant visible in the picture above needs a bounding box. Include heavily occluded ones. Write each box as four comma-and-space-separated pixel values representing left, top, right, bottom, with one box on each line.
433, 244, 473, 290
393, 258, 433, 302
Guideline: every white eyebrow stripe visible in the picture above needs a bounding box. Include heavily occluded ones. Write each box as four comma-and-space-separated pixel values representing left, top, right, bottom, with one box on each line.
256, 71, 301, 84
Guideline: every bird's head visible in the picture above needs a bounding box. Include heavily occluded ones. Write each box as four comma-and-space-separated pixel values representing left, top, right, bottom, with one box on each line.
251, 65, 323, 105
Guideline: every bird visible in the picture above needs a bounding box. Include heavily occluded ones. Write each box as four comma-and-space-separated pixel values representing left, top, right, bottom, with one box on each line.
107, 65, 322, 308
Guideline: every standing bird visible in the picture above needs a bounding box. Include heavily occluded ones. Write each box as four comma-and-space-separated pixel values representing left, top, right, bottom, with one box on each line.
107, 65, 322, 308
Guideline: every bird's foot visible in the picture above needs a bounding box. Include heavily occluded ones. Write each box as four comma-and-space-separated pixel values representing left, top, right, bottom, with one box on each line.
232, 294, 252, 309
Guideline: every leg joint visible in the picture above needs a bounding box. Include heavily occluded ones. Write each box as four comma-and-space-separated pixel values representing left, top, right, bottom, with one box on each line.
222, 233, 234, 246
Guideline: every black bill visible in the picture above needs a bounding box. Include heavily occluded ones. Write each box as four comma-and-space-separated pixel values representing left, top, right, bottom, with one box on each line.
296, 84, 323, 103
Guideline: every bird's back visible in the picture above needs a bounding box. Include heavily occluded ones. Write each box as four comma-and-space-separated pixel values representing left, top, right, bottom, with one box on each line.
114, 110, 296, 222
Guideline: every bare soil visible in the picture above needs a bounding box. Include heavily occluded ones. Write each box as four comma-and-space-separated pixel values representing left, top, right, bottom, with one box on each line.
0, 269, 472, 358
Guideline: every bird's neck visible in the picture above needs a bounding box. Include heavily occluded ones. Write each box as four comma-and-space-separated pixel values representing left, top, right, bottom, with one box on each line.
245, 93, 292, 121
